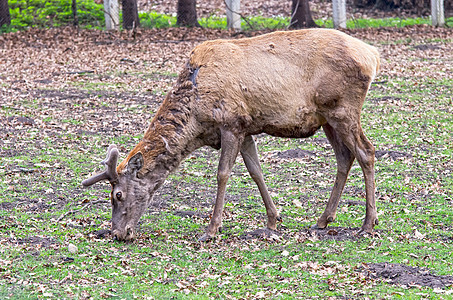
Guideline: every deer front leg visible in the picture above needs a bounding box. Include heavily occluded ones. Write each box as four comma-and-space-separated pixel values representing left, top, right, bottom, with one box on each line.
198, 129, 242, 242
241, 135, 280, 230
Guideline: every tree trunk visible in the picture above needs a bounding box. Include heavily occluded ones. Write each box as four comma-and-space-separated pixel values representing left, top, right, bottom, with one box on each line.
289, 0, 318, 29
122, 0, 139, 29
177, 0, 200, 27
72, 0, 78, 26
0, 0, 11, 27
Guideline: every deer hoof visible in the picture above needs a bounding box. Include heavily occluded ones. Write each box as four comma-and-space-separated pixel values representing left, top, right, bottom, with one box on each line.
357, 229, 374, 238
359, 225, 374, 235
310, 223, 322, 230
198, 233, 213, 242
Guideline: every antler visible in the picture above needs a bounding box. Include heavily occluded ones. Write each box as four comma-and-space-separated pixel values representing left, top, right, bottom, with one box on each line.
82, 145, 119, 187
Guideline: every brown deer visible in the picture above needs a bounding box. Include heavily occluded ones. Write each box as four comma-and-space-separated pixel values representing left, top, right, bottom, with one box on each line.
82, 29, 380, 241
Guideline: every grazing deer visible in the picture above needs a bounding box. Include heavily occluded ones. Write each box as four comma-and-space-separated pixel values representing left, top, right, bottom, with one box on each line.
82, 29, 380, 241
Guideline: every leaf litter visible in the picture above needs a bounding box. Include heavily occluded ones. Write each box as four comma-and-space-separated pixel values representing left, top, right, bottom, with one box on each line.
0, 22, 452, 298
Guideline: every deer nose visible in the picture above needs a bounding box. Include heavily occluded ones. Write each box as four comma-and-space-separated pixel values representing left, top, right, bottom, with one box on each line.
125, 226, 135, 240
112, 229, 126, 241
112, 227, 135, 241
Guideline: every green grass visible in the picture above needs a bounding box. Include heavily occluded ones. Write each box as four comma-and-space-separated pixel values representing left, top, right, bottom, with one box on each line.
1, 26, 453, 299
1, 73, 452, 298
140, 13, 453, 30
6, 0, 104, 29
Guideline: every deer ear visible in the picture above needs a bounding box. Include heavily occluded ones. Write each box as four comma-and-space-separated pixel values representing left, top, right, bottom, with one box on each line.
127, 152, 144, 175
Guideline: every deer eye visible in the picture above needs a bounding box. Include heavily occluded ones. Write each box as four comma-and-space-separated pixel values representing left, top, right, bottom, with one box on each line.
116, 192, 122, 201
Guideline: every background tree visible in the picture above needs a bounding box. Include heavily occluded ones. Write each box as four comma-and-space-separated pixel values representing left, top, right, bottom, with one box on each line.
72, 0, 78, 26
0, 0, 11, 27
122, 0, 139, 29
177, 0, 200, 27
289, 0, 318, 28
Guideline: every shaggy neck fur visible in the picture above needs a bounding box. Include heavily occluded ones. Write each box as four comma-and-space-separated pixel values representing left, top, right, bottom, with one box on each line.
117, 69, 202, 177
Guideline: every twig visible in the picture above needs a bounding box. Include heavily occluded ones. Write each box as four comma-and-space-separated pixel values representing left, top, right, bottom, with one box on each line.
66, 70, 95, 75
56, 200, 109, 222
287, 0, 301, 29
103, 8, 119, 28
148, 39, 207, 44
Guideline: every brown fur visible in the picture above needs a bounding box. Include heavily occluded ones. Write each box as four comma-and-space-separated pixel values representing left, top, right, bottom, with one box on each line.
85, 29, 380, 241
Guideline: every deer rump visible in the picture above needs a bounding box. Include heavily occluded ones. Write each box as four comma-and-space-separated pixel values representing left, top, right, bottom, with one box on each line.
82, 29, 380, 241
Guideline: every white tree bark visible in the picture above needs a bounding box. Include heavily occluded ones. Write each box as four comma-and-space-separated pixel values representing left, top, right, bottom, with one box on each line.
431, 0, 445, 26
104, 0, 119, 30
226, 0, 241, 30
332, 0, 346, 29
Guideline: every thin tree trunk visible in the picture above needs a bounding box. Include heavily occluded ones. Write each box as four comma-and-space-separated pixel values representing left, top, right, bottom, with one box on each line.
72, 0, 78, 26
0, 0, 11, 27
122, 0, 140, 29
289, 0, 319, 29
177, 0, 200, 27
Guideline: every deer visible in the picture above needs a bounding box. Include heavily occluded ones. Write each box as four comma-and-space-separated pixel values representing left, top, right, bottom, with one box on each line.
82, 29, 380, 242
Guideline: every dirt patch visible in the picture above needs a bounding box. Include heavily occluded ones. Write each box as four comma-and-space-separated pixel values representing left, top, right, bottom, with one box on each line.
307, 227, 362, 241
413, 44, 442, 51
369, 96, 402, 102
10, 236, 57, 247
275, 149, 315, 159
92, 229, 111, 239
240, 228, 282, 240
342, 200, 366, 206
6, 116, 35, 126
173, 210, 209, 219
0, 201, 15, 210
363, 263, 453, 288
375, 150, 412, 160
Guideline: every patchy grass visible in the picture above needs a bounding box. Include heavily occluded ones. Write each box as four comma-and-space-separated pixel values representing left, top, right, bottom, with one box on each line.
0, 26, 452, 299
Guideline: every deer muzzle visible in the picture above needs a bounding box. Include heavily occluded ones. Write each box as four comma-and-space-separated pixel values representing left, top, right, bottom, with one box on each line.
112, 225, 135, 241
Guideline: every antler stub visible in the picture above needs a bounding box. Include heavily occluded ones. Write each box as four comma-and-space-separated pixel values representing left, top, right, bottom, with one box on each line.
82, 145, 119, 187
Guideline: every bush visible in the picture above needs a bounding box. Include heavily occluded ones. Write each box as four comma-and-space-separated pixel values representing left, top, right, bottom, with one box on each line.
7, 0, 104, 29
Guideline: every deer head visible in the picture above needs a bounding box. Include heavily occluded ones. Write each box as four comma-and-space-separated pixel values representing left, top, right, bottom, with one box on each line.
82, 145, 158, 241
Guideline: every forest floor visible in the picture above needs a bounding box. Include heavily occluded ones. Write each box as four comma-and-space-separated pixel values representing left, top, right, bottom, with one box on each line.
0, 23, 452, 299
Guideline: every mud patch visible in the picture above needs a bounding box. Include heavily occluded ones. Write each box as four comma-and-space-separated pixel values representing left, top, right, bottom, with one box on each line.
363, 263, 453, 288
275, 149, 315, 159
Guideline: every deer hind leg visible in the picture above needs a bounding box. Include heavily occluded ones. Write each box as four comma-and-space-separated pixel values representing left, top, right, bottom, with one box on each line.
315, 123, 355, 229
198, 129, 242, 242
241, 135, 280, 230
323, 111, 378, 233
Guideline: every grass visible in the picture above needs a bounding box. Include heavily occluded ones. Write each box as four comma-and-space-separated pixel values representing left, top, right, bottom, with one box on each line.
0, 25, 453, 299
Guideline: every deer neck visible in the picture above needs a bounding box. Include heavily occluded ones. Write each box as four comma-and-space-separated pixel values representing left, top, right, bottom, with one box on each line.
119, 81, 203, 179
